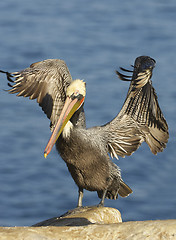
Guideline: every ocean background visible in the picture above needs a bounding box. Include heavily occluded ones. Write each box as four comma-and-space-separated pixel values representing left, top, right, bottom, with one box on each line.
0, 0, 175, 226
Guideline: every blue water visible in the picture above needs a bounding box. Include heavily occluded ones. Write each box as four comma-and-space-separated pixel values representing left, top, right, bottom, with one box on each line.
0, 0, 176, 226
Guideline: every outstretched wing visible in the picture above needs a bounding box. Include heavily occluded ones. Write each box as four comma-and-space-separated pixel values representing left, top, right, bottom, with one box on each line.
103, 56, 169, 158
2, 59, 73, 131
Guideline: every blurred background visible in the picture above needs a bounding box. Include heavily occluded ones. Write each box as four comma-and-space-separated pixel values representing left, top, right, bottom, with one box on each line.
0, 0, 175, 226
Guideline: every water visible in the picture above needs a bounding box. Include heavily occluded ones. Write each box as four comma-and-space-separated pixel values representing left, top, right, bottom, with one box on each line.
0, 0, 176, 226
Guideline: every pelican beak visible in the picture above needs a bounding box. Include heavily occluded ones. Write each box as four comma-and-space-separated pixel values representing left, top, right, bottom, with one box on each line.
44, 94, 84, 158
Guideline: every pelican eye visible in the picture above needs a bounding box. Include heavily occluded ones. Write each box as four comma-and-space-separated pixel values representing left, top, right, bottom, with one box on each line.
70, 92, 83, 100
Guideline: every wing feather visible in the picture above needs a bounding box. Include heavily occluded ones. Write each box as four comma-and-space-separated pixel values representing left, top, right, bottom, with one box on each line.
5, 59, 72, 131
103, 56, 169, 158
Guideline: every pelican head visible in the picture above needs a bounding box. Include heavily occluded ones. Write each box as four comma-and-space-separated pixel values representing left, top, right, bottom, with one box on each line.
67, 79, 86, 99
44, 79, 86, 158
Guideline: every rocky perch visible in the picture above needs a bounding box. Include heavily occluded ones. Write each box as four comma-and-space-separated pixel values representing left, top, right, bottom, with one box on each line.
0, 207, 176, 239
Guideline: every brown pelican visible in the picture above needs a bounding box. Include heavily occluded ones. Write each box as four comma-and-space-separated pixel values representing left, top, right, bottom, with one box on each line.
0, 56, 169, 207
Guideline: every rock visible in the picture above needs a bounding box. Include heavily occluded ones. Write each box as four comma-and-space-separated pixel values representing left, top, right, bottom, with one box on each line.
0, 207, 175, 240
33, 206, 122, 226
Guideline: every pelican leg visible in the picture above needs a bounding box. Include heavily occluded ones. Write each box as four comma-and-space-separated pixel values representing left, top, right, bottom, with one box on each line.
77, 188, 84, 207
98, 189, 107, 207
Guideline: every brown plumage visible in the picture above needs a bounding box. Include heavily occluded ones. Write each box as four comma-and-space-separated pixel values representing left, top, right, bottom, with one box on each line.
0, 56, 169, 207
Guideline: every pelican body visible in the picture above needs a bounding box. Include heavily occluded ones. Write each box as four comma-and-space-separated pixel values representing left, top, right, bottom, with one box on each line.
1, 56, 169, 207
